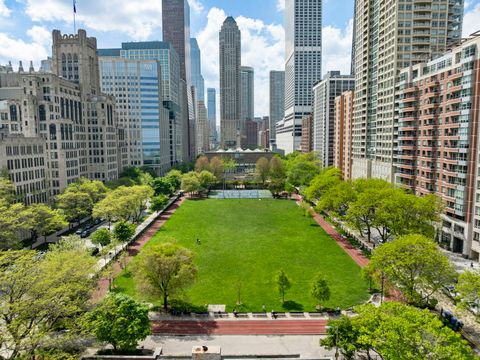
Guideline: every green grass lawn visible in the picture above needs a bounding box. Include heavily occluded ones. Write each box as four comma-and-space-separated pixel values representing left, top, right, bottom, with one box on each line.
114, 198, 370, 312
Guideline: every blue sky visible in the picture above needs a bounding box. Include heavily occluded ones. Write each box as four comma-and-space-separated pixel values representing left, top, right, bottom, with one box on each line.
0, 0, 479, 116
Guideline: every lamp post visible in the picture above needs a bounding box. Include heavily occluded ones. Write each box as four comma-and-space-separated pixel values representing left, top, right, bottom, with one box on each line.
325, 325, 339, 360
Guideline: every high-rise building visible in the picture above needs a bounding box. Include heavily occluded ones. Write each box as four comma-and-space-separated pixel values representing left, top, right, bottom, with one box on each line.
269, 70, 285, 147
190, 38, 205, 101
395, 35, 480, 260
277, 0, 322, 154
207, 88, 217, 147
351, 0, 464, 181
196, 100, 209, 154
245, 119, 258, 149
0, 29, 121, 202
219, 16, 242, 148
312, 71, 355, 167
162, 0, 194, 162
99, 42, 181, 174
301, 115, 313, 153
334, 91, 355, 180
162, 0, 191, 83
240, 66, 254, 122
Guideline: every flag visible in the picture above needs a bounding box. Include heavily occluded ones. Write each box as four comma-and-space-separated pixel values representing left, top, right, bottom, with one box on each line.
73, 0, 77, 13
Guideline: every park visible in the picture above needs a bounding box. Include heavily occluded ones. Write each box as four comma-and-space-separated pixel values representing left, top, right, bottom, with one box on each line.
114, 196, 370, 312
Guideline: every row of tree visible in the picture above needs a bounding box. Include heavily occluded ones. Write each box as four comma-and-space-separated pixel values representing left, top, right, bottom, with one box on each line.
306, 168, 443, 242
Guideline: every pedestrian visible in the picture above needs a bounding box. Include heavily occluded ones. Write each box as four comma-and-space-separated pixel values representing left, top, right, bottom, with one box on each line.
233, 308, 238, 318
471, 261, 474, 268
196, 238, 201, 245
272, 310, 277, 319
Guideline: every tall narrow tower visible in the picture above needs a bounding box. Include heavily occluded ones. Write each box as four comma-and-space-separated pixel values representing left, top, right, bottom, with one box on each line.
277, 0, 322, 154
162, 0, 191, 83
219, 16, 241, 148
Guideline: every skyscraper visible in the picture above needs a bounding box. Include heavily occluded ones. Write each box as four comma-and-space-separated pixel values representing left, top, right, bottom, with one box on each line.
277, 0, 322, 154
98, 41, 180, 174
312, 71, 354, 167
162, 0, 191, 83
269, 70, 285, 148
351, 0, 464, 181
190, 38, 205, 101
162, 0, 194, 162
219, 16, 241, 148
207, 88, 217, 147
240, 66, 254, 122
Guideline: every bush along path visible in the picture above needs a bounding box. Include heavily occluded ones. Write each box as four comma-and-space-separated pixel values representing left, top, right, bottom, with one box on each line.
92, 196, 185, 302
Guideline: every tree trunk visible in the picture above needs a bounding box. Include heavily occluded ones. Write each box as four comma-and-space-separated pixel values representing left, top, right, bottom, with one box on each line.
163, 293, 168, 311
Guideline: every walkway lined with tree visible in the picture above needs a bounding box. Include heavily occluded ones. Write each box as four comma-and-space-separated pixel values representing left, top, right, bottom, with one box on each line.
92, 197, 185, 301
294, 194, 370, 268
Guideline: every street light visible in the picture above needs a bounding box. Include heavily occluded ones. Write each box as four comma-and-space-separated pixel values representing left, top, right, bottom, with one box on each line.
325, 325, 339, 360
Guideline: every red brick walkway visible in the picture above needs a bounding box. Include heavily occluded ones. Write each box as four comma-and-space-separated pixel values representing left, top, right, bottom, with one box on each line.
92, 197, 185, 301
152, 319, 327, 335
294, 195, 369, 268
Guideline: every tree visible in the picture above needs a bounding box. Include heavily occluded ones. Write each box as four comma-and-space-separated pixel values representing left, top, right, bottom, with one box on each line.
198, 170, 217, 194
71, 178, 108, 203
85, 293, 150, 352
181, 172, 201, 196
150, 195, 169, 213
113, 221, 136, 243
56, 191, 93, 224
0, 200, 30, 249
269, 156, 286, 182
310, 273, 330, 310
133, 242, 196, 311
316, 180, 356, 217
255, 157, 270, 185
91, 228, 112, 247
457, 270, 480, 318
275, 269, 291, 304
305, 167, 342, 201
365, 234, 455, 305
195, 156, 210, 173
0, 245, 94, 359
321, 302, 475, 360
0, 176, 16, 204
209, 156, 224, 179
285, 152, 320, 187
165, 169, 182, 190
152, 177, 175, 196
26, 203, 67, 241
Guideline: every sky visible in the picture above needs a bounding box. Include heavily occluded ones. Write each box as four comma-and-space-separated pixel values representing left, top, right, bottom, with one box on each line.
0, 0, 480, 118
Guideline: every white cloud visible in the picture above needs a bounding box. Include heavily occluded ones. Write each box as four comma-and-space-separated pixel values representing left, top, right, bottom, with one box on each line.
24, 0, 163, 40
463, 4, 480, 37
322, 19, 354, 76
277, 0, 285, 11
196, 7, 285, 118
0, 0, 10, 17
0, 26, 50, 69
189, 0, 204, 14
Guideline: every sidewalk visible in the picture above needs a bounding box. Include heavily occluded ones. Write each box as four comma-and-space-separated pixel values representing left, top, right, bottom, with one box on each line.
92, 196, 185, 301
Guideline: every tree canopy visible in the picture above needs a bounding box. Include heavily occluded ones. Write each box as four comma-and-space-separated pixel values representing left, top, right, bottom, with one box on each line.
365, 234, 455, 305
321, 302, 476, 360
133, 242, 197, 310
85, 293, 150, 352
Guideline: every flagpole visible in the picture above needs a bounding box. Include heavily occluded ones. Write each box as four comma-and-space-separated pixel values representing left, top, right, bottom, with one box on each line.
73, 0, 77, 33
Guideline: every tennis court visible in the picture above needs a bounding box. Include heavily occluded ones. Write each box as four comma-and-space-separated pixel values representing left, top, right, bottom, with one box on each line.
209, 189, 273, 199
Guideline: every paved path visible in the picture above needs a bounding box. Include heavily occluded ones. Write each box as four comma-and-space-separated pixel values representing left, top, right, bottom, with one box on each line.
151, 319, 327, 335
294, 195, 369, 268
92, 197, 185, 301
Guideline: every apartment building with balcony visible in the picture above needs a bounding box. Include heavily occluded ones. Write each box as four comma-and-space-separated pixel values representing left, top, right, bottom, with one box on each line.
334, 91, 355, 180
396, 34, 480, 260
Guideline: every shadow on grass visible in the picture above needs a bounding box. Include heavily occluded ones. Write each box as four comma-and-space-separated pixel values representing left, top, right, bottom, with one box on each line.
282, 300, 304, 311
309, 223, 320, 227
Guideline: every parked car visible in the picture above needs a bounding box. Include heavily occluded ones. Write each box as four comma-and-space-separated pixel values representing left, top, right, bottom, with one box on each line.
75, 228, 84, 235
80, 230, 90, 239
